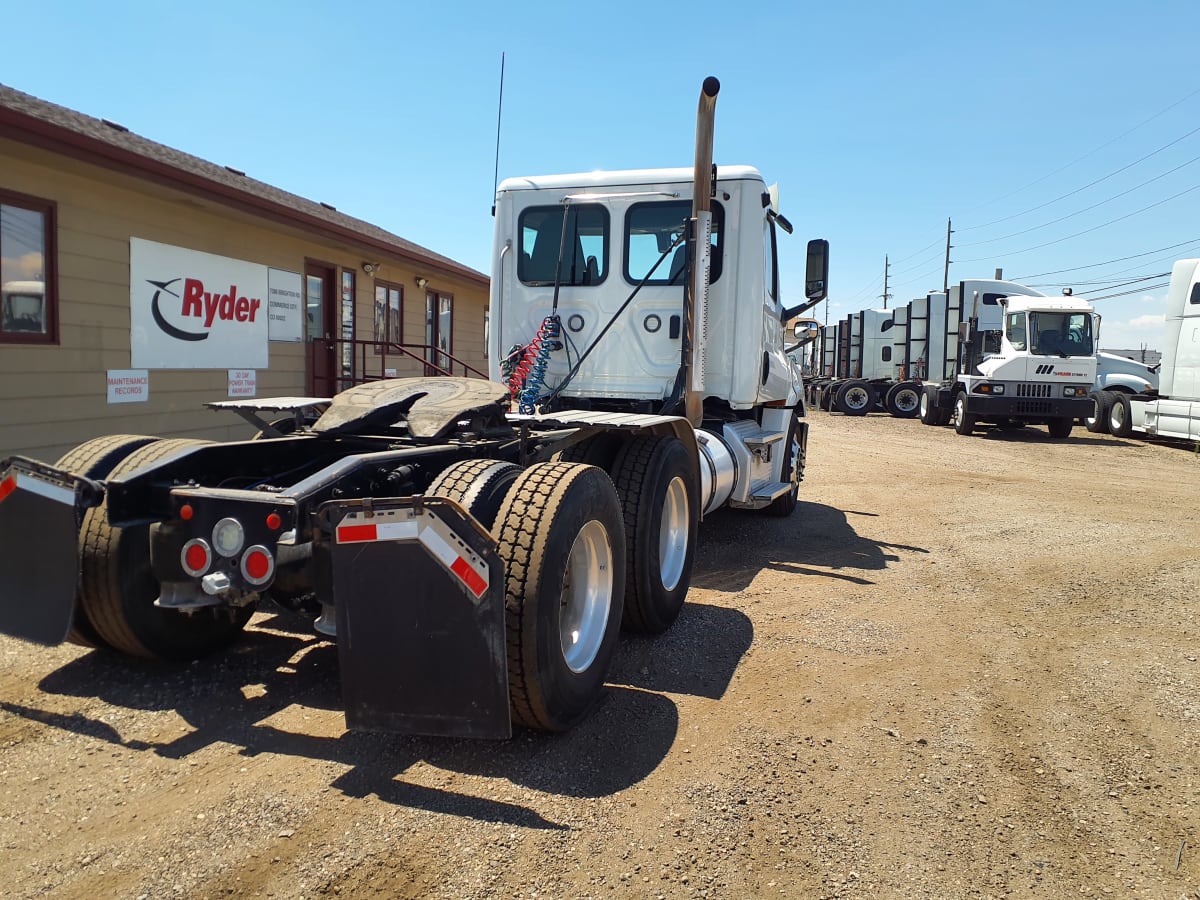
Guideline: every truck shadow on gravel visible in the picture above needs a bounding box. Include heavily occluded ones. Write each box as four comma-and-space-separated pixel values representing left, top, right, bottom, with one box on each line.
7, 598, 752, 821
687, 501, 927, 594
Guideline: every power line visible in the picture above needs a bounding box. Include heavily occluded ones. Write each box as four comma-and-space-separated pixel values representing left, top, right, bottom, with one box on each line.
957, 151, 1200, 248
1087, 281, 1170, 301
1013, 237, 1200, 279
955, 184, 1200, 263
1072, 272, 1172, 296
958, 84, 1200, 218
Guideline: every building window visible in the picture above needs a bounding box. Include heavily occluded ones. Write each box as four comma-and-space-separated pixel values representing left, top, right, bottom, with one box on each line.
0, 189, 56, 344
340, 269, 355, 387
373, 280, 403, 351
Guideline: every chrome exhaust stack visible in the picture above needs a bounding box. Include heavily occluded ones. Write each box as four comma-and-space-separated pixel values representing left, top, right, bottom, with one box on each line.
684, 76, 720, 427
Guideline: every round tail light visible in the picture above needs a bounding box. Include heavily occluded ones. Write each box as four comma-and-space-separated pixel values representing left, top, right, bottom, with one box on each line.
181, 539, 213, 577
240, 545, 275, 586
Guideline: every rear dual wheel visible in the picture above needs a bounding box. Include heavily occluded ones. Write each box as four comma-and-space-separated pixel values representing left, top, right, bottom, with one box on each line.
492, 462, 625, 732
834, 380, 872, 416
1085, 391, 1112, 434
885, 382, 921, 418
79, 438, 254, 660
54, 434, 158, 648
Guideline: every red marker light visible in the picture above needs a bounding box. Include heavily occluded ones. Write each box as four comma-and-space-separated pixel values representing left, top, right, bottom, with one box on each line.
266, 512, 282, 531
180, 504, 194, 521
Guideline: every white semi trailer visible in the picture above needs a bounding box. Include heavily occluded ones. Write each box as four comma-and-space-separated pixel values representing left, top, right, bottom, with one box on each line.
1090, 258, 1200, 441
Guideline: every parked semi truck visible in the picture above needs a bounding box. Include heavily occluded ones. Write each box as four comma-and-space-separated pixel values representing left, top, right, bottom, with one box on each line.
0, 78, 829, 740
805, 277, 1097, 437
1088, 258, 1200, 441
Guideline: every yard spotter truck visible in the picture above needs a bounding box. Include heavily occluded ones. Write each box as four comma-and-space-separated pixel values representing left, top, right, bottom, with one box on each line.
0, 78, 830, 740
806, 278, 1097, 437
1086, 258, 1200, 441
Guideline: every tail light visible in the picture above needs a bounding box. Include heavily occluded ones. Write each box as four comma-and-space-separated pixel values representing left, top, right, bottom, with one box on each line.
181, 539, 213, 577
240, 545, 275, 586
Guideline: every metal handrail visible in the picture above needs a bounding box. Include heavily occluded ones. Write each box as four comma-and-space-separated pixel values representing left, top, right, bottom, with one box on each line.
328, 337, 489, 387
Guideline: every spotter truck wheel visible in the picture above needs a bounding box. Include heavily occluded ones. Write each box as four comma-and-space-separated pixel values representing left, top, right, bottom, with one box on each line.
610, 436, 698, 633
493, 462, 625, 732
425, 458, 521, 530
54, 434, 158, 648
764, 411, 806, 519
79, 438, 254, 661
952, 392, 976, 435
1046, 417, 1074, 439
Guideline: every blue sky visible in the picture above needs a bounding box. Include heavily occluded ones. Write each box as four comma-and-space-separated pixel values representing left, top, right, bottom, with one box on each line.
6, 0, 1197, 351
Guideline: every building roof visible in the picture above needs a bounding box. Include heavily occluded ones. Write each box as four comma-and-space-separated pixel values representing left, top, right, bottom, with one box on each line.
0, 83, 487, 287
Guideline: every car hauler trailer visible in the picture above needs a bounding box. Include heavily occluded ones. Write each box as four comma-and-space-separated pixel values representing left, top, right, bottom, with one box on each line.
1088, 258, 1200, 441
0, 78, 829, 740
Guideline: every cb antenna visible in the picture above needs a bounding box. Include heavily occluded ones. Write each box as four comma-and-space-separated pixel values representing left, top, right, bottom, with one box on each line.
491, 51, 506, 216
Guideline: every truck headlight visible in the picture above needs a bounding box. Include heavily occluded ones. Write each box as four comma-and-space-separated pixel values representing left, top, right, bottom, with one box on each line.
975, 383, 1004, 394
1063, 386, 1087, 397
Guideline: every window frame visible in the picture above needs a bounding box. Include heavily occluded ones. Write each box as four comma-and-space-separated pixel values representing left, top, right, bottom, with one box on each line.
623, 199, 725, 287
0, 188, 58, 345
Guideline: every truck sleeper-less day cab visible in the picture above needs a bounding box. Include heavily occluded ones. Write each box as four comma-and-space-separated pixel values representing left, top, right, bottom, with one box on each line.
0, 78, 829, 739
1089, 258, 1200, 441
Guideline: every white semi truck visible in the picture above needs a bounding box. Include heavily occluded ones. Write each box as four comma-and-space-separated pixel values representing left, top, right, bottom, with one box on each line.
1089, 258, 1200, 441
806, 278, 1097, 437
0, 78, 829, 739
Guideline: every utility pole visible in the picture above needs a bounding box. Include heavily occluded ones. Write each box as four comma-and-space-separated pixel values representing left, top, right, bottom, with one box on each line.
881, 255, 892, 308
943, 217, 953, 293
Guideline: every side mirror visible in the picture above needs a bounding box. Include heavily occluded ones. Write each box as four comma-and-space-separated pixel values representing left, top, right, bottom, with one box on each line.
805, 239, 829, 301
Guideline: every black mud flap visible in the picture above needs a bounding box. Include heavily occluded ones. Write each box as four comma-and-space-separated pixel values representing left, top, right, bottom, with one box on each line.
318, 496, 510, 739
0, 457, 102, 645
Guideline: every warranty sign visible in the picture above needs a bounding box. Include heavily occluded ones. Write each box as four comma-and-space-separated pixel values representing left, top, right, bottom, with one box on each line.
130, 238, 269, 369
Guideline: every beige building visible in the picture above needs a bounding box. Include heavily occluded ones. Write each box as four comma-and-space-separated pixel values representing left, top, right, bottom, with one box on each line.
0, 84, 490, 461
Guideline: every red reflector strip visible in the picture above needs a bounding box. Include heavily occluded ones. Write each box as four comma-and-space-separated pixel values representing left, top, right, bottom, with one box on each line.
337, 523, 378, 543
451, 556, 488, 598
0, 475, 14, 505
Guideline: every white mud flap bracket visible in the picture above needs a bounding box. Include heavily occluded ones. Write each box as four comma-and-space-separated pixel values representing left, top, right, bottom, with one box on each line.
0, 457, 103, 645
317, 496, 510, 739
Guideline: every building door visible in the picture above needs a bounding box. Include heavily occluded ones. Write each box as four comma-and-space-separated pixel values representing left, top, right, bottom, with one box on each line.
425, 289, 453, 375
305, 262, 337, 396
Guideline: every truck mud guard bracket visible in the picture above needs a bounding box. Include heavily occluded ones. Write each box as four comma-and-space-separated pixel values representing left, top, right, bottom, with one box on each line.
0, 457, 103, 645
317, 496, 510, 739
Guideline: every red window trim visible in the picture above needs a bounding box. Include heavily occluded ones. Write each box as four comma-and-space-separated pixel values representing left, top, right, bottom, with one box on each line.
0, 187, 58, 345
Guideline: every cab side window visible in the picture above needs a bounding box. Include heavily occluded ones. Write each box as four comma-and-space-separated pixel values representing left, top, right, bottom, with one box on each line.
1006, 312, 1027, 350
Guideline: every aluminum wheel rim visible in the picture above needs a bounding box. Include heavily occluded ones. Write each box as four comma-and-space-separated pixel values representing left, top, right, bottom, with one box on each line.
1111, 404, 1125, 429
560, 519, 613, 674
659, 476, 689, 592
895, 389, 919, 413
847, 387, 869, 410
954, 396, 966, 426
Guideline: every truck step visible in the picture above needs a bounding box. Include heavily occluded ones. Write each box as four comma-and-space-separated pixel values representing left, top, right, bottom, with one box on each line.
727, 423, 785, 455
750, 480, 793, 502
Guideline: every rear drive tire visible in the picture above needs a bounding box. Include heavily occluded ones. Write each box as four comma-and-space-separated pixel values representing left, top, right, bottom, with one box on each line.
1108, 392, 1134, 437
610, 436, 698, 633
55, 434, 158, 648
1085, 391, 1112, 434
952, 392, 976, 435
79, 438, 254, 660
885, 382, 921, 418
425, 458, 521, 530
1046, 417, 1073, 439
835, 380, 872, 416
554, 433, 625, 471
493, 462, 625, 731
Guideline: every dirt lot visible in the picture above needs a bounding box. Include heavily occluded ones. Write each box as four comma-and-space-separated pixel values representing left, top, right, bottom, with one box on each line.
1, 413, 1198, 899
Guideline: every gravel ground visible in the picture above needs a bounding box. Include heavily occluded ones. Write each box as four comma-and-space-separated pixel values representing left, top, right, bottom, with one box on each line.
1, 412, 1198, 899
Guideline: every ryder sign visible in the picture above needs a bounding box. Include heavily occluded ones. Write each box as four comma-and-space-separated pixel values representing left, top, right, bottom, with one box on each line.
131, 238, 269, 369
